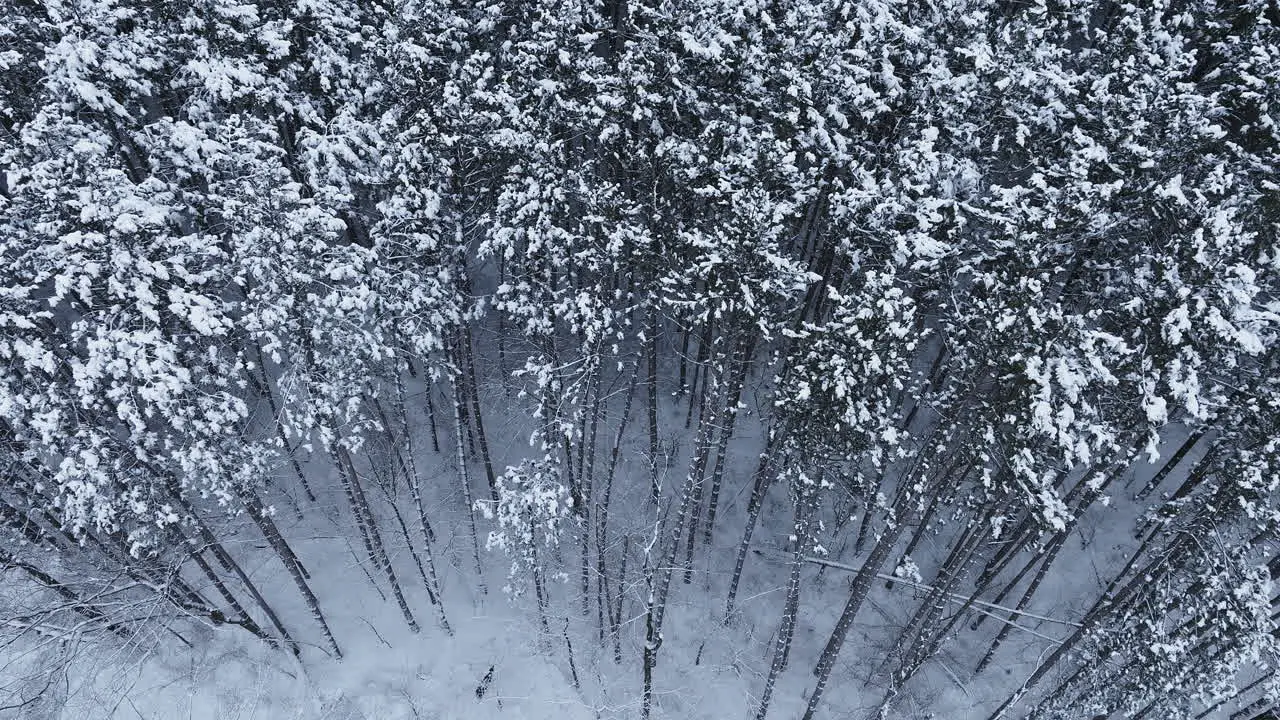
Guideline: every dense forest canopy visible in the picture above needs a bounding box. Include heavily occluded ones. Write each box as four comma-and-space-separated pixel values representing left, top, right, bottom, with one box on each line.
0, 0, 1278, 718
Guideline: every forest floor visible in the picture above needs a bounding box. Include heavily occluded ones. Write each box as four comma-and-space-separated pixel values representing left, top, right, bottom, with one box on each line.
16, 376, 1189, 720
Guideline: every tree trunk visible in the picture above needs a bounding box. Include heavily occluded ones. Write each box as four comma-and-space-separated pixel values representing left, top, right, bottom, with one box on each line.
702, 331, 757, 547
755, 486, 814, 720
396, 371, 451, 633
239, 488, 342, 659
334, 445, 419, 632
425, 378, 441, 453
725, 437, 776, 622
801, 474, 921, 720
648, 304, 661, 504
452, 371, 487, 593
683, 358, 725, 584
162, 482, 297, 652
1133, 429, 1206, 498
460, 328, 498, 503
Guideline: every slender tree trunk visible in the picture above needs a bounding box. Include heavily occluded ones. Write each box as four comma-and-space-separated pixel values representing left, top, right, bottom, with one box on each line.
684, 316, 714, 429
802, 472, 923, 720
579, 360, 603, 615
599, 364, 639, 646
677, 324, 690, 396
725, 438, 776, 622
612, 534, 629, 664
163, 483, 297, 652
683, 360, 725, 583
335, 445, 419, 632
383, 487, 436, 606
648, 304, 661, 504
755, 485, 814, 720
452, 371, 487, 593
168, 524, 267, 642
460, 329, 498, 503
425, 378, 441, 453
239, 489, 341, 658
703, 332, 757, 547
1133, 429, 1206, 498
532, 547, 552, 641
642, 547, 658, 720
396, 372, 451, 633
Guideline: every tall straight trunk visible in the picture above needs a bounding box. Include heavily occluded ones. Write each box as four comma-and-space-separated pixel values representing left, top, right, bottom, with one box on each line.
792, 189, 824, 259
684, 316, 714, 429
975, 532, 1066, 676
644, 412, 723, 661
683, 359, 726, 583
969, 468, 1074, 597
373, 393, 434, 542
382, 485, 436, 605
452, 371, 487, 592
612, 534, 629, 664
460, 328, 499, 503
578, 359, 601, 484
725, 437, 777, 622
167, 524, 266, 642
458, 371, 477, 456
239, 488, 341, 658
970, 533, 1050, 633
648, 304, 661, 504
424, 378, 441, 453
334, 445, 419, 632
580, 360, 604, 615
702, 331, 757, 547
1229, 696, 1276, 720
161, 479, 297, 651
396, 371, 451, 634
329, 444, 381, 586
677, 324, 690, 395
1133, 446, 1220, 538
853, 497, 877, 556
755, 487, 815, 720
98, 524, 211, 608
642, 542, 658, 720
802, 467, 928, 720
982, 540, 1185, 720
531, 547, 552, 641
853, 461, 895, 557
599, 365, 639, 645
